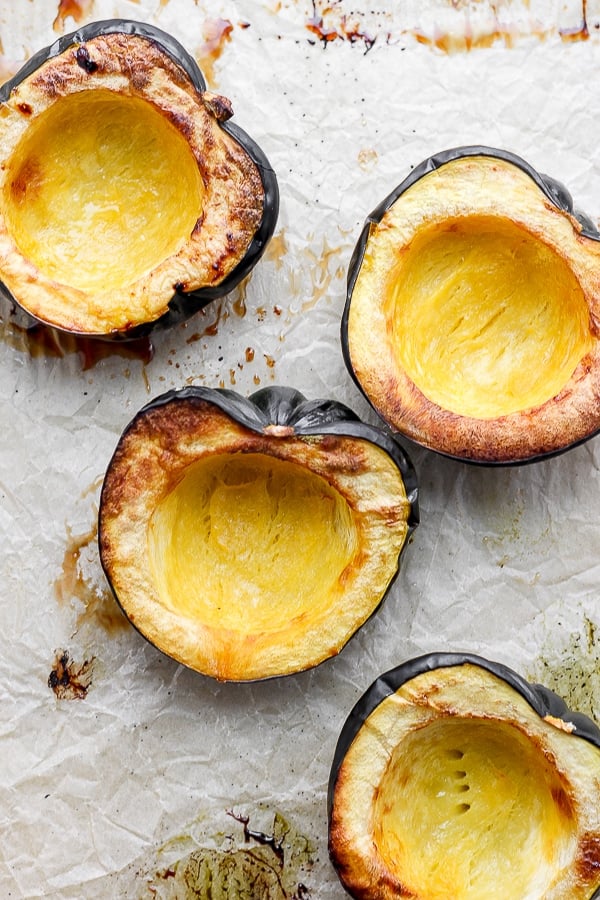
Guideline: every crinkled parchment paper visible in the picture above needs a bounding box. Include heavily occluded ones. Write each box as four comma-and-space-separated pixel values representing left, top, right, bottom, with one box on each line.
3, 1, 600, 896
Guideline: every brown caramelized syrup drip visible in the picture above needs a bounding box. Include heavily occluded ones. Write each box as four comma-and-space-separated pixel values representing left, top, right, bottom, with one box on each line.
414, 25, 519, 52
196, 300, 228, 337
1, 314, 154, 371
560, 0, 589, 43
197, 18, 234, 85
54, 523, 98, 607
306, 1, 376, 51
185, 284, 250, 343
265, 230, 287, 270
306, 14, 338, 45
233, 281, 248, 318
48, 649, 95, 700
304, 1, 593, 52
54, 522, 129, 635
228, 811, 286, 864
53, 0, 93, 33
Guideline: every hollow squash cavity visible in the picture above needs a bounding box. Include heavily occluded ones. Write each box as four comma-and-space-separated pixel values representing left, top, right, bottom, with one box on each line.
3, 89, 204, 292
147, 452, 359, 634
385, 216, 593, 419
372, 716, 576, 899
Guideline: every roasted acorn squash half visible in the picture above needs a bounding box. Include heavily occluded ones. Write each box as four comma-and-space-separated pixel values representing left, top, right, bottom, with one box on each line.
98, 385, 418, 681
329, 652, 600, 900
343, 146, 600, 464
0, 19, 278, 338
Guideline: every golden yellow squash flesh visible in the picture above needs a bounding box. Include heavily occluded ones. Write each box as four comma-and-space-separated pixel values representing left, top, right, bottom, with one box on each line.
147, 453, 358, 634
98, 386, 418, 682
386, 215, 593, 419
344, 148, 600, 463
0, 22, 277, 336
329, 657, 600, 900
373, 717, 575, 898
4, 90, 204, 294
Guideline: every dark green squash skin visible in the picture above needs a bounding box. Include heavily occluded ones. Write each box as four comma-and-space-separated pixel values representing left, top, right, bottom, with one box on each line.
328, 651, 600, 899
0, 19, 279, 340
98, 385, 419, 679
341, 146, 600, 467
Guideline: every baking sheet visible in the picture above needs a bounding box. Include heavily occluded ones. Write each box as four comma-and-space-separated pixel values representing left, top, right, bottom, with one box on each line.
2, 1, 600, 896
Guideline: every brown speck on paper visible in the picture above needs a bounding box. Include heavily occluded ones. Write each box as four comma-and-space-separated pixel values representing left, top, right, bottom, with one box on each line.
48, 649, 95, 700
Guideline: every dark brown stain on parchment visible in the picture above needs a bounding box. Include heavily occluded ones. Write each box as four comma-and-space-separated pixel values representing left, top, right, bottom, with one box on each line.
307, 1, 377, 51
54, 521, 128, 635
48, 649, 95, 699
53, 0, 94, 33
196, 18, 235, 86
0, 305, 154, 370
304, 0, 594, 52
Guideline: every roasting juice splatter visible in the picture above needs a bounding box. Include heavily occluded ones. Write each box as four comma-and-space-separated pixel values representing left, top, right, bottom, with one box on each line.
147, 810, 315, 898
53, 0, 94, 33
48, 648, 95, 700
0, 307, 154, 370
196, 18, 234, 85
54, 521, 128, 635
531, 615, 600, 725
303, 0, 593, 52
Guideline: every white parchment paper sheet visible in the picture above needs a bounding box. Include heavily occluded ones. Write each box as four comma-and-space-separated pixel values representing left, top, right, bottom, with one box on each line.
2, 1, 600, 896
